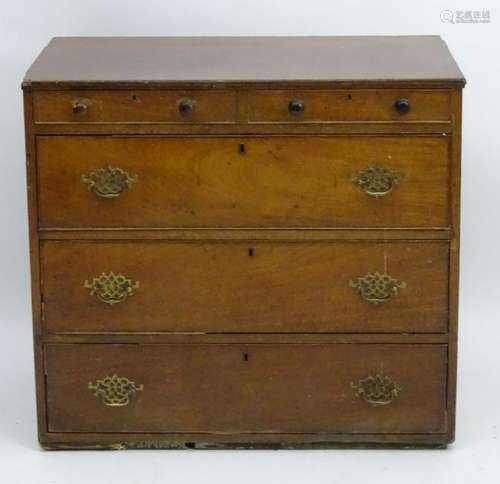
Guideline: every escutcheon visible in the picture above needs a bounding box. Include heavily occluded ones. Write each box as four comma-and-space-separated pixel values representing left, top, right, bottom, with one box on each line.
88, 374, 144, 407
84, 271, 139, 305
81, 165, 138, 198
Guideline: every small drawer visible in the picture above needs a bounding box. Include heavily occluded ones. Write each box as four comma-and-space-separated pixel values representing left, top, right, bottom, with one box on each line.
45, 343, 447, 434
37, 135, 450, 229
33, 90, 238, 124
40, 240, 449, 334
248, 90, 451, 123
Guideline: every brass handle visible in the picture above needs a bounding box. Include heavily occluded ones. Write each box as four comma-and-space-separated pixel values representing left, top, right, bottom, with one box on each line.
84, 271, 139, 306
349, 271, 406, 305
88, 374, 144, 407
72, 100, 88, 115
352, 165, 403, 198
81, 165, 138, 198
178, 98, 194, 115
288, 98, 305, 115
351, 373, 402, 406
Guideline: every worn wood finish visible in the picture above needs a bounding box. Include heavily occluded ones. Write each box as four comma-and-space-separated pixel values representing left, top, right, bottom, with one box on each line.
24, 89, 49, 442
33, 122, 453, 136
43, 333, 449, 344
45, 343, 447, 434
39, 432, 452, 449
41, 240, 448, 333
446, 88, 463, 442
23, 37, 464, 87
33, 90, 238, 124
248, 90, 451, 123
38, 228, 452, 241
37, 136, 450, 229
32, 89, 450, 124
23, 36, 464, 449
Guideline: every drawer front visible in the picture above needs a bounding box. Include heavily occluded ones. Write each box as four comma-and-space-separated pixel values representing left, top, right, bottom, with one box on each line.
45, 343, 447, 434
37, 136, 450, 228
248, 90, 451, 123
33, 90, 238, 124
41, 241, 448, 333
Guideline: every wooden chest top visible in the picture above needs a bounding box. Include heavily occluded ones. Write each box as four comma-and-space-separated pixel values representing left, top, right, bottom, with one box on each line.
24, 36, 465, 87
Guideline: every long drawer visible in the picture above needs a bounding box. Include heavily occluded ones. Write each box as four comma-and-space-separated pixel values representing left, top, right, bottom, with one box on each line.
45, 343, 448, 434
37, 136, 450, 229
40, 240, 448, 333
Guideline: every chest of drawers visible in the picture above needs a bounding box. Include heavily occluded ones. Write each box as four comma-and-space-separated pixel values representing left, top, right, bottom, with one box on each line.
23, 36, 465, 449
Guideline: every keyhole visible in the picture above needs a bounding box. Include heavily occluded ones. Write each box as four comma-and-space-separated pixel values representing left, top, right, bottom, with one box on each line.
239, 143, 246, 154
248, 248, 254, 257
132, 94, 138, 101
243, 353, 249, 361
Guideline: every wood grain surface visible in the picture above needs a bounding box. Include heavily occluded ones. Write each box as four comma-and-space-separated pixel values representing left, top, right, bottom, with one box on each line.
33, 90, 238, 124
23, 36, 464, 86
23, 36, 464, 448
40, 240, 449, 333
37, 136, 450, 229
45, 343, 448, 434
248, 90, 450, 123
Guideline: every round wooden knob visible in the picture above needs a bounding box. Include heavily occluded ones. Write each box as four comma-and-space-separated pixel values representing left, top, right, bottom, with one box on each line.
72, 101, 88, 115
394, 98, 410, 114
178, 99, 193, 115
288, 99, 305, 115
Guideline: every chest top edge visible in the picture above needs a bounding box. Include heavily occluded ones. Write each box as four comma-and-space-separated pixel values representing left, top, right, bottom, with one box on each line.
22, 36, 466, 89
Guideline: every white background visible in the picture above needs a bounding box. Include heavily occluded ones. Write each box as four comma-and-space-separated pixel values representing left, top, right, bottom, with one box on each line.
1, 1, 499, 483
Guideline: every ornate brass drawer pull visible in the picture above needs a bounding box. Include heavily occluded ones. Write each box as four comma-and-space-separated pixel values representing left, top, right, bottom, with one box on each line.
88, 374, 144, 407
349, 271, 406, 304
352, 165, 403, 198
81, 165, 138, 198
84, 271, 139, 306
351, 373, 402, 406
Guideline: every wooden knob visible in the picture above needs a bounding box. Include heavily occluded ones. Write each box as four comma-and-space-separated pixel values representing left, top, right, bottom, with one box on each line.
394, 98, 410, 114
178, 99, 193, 115
72, 101, 88, 115
288, 99, 305, 115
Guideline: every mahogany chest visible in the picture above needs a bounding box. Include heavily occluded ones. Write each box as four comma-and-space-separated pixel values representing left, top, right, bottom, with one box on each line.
23, 36, 465, 449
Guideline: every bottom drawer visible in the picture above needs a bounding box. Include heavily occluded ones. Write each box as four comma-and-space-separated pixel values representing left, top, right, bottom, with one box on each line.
45, 343, 447, 434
